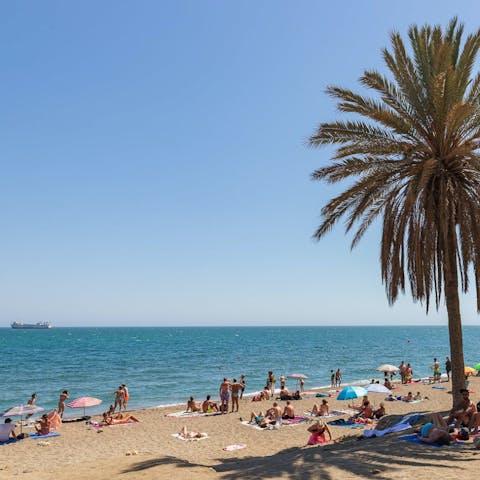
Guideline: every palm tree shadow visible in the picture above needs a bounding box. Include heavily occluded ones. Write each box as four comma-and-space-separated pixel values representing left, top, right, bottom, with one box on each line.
122, 434, 479, 479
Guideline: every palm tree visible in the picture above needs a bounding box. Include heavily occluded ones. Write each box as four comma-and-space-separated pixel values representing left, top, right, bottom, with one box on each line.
309, 18, 480, 405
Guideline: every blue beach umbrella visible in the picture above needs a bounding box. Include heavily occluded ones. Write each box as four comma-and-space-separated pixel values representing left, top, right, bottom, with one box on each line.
337, 386, 368, 401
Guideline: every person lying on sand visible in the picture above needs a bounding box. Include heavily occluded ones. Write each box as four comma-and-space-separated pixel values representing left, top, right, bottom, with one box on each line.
402, 392, 414, 402
178, 425, 207, 439
101, 412, 139, 425
249, 411, 276, 428
311, 399, 329, 416
307, 420, 332, 445
417, 413, 453, 444
186, 396, 201, 413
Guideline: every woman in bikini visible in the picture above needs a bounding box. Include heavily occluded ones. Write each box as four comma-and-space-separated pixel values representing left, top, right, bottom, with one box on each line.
418, 413, 452, 444
35, 414, 51, 435
307, 420, 332, 445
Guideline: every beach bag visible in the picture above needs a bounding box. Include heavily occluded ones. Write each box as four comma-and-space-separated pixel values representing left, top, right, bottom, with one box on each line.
476, 401, 480, 412
457, 427, 469, 440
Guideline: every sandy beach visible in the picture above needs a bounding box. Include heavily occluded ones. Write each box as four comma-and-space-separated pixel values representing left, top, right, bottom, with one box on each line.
1, 377, 479, 480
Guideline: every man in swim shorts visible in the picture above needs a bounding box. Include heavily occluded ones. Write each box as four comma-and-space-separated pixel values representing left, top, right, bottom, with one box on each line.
230, 378, 243, 413
219, 378, 231, 414
432, 358, 441, 382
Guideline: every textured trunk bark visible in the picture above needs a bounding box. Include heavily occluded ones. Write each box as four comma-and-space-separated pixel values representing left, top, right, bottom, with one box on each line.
444, 225, 465, 408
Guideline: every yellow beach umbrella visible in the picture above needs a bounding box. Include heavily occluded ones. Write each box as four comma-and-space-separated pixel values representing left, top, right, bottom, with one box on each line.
465, 366, 476, 375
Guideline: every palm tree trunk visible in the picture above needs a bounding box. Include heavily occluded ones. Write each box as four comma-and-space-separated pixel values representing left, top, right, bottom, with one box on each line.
444, 225, 466, 407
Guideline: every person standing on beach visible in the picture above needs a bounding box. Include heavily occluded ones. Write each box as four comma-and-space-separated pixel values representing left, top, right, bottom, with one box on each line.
58, 390, 69, 418
335, 368, 342, 388
240, 374, 246, 400
113, 386, 125, 413
445, 356, 452, 382
399, 361, 406, 384
432, 358, 441, 382
219, 378, 231, 414
267, 371, 276, 396
121, 384, 129, 410
330, 370, 335, 388
230, 378, 243, 413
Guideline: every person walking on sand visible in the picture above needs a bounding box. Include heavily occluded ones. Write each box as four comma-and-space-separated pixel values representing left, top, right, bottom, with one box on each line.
335, 369, 342, 388
445, 356, 452, 382
58, 390, 69, 418
230, 378, 243, 413
219, 378, 231, 414
330, 370, 335, 388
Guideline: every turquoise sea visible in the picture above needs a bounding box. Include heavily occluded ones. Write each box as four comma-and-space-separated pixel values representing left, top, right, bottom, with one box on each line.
1, 326, 479, 417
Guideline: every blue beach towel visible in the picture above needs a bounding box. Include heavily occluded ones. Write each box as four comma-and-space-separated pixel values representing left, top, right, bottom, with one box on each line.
328, 419, 365, 428
432, 386, 446, 390
398, 434, 464, 447
364, 413, 422, 438
0, 438, 18, 445
29, 432, 60, 439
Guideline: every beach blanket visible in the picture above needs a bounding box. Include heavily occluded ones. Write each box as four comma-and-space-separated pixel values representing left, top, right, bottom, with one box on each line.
240, 420, 281, 431
432, 386, 446, 390
364, 413, 422, 438
29, 432, 60, 440
90, 421, 135, 428
282, 416, 309, 426
171, 433, 209, 442
304, 409, 350, 418
399, 434, 464, 447
166, 411, 221, 418
0, 438, 19, 446
223, 443, 246, 451
328, 419, 367, 428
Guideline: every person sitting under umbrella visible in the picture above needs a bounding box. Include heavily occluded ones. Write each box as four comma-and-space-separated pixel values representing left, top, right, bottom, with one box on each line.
0, 418, 18, 442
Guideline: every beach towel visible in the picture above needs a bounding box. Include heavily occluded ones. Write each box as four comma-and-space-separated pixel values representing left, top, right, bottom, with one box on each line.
29, 432, 60, 440
398, 434, 464, 447
431, 386, 446, 390
223, 443, 246, 451
282, 416, 309, 426
240, 420, 281, 431
166, 411, 221, 418
304, 409, 350, 418
171, 433, 208, 442
0, 438, 18, 446
364, 413, 422, 438
90, 421, 135, 428
315, 393, 330, 397
328, 419, 366, 428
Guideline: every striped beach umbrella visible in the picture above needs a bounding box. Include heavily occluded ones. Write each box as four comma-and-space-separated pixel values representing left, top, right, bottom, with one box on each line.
67, 397, 102, 417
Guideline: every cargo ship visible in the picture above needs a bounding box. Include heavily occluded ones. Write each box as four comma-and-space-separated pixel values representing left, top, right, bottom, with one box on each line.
11, 321, 53, 329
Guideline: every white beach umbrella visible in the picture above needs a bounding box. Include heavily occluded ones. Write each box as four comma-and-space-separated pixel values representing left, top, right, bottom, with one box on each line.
366, 384, 391, 394
376, 364, 400, 373
2, 405, 44, 433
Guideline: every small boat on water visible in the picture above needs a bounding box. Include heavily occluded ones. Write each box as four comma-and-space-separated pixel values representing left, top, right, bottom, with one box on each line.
11, 321, 53, 329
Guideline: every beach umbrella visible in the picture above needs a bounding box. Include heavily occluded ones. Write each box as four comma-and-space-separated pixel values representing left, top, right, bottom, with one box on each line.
67, 397, 102, 417
287, 373, 308, 389
366, 384, 391, 394
337, 386, 368, 400
2, 405, 44, 433
465, 366, 476, 376
375, 364, 400, 373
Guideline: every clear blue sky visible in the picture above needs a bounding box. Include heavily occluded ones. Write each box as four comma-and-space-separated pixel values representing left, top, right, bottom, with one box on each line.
1, 1, 480, 326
